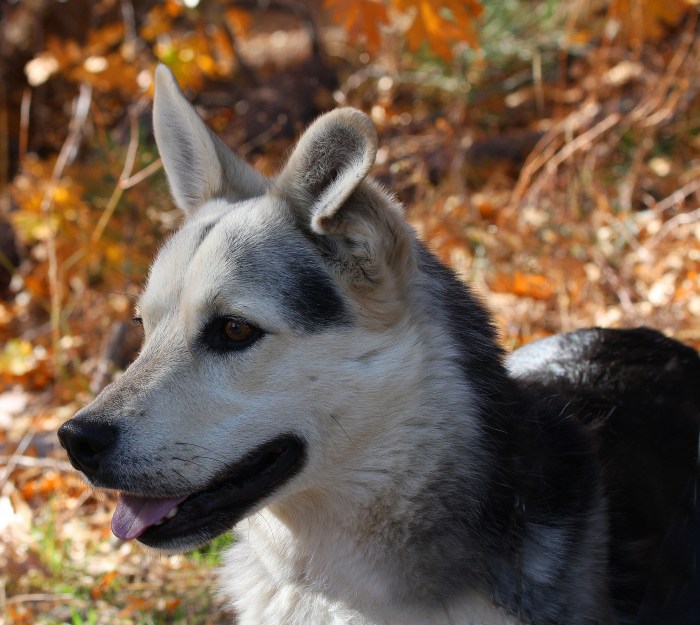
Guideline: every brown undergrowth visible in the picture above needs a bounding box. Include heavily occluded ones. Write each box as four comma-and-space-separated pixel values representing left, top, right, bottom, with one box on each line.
1, 1, 699, 623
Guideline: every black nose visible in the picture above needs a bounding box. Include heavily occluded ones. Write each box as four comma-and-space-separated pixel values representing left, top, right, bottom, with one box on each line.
58, 418, 117, 475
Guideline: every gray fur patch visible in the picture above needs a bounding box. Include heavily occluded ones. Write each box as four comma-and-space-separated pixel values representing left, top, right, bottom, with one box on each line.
219, 227, 350, 332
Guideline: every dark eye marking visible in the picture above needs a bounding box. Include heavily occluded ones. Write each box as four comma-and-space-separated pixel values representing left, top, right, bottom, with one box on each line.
201, 317, 264, 353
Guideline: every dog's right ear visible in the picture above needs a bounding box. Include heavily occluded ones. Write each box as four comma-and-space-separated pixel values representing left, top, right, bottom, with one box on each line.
153, 65, 266, 216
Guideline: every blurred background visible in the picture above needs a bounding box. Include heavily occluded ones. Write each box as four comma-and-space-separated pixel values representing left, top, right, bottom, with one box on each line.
1, 0, 699, 623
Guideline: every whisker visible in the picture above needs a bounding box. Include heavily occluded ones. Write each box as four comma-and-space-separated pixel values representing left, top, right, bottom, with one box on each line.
174, 441, 230, 461
172, 456, 215, 473
191, 455, 229, 468
328, 414, 356, 447
172, 468, 195, 489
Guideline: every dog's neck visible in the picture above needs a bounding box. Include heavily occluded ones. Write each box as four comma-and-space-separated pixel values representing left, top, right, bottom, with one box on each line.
249, 246, 522, 612
237, 246, 609, 623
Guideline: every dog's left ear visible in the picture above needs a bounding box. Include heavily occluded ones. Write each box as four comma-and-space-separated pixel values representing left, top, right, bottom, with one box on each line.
275, 108, 378, 234
153, 65, 266, 216
275, 108, 412, 292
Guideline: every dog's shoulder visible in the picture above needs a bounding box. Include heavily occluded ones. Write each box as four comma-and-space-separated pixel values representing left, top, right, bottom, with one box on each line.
509, 327, 700, 622
508, 326, 700, 394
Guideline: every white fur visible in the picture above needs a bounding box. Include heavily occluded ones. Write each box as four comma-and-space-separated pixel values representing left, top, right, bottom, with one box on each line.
221, 513, 520, 625
147, 69, 509, 623
64, 66, 614, 625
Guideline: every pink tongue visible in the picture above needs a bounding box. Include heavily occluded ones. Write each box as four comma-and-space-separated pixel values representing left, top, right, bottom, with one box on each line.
111, 493, 187, 540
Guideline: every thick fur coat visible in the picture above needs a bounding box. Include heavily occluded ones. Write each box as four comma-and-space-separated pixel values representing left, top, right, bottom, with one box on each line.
59, 66, 699, 625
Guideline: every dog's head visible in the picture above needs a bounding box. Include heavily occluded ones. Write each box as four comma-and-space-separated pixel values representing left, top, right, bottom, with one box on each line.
58, 66, 421, 551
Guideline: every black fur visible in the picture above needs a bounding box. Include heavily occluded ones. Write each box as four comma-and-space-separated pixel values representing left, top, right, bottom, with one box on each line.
223, 229, 350, 333
511, 328, 700, 624
415, 245, 606, 623
413, 244, 699, 624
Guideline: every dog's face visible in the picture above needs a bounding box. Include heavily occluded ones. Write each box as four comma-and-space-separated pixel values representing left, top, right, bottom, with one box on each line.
58, 66, 416, 552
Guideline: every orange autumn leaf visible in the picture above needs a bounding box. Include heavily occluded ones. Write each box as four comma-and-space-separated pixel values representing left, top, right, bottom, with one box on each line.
512, 272, 553, 300
20, 471, 62, 499
491, 271, 554, 301
327, 0, 483, 59
91, 571, 118, 599
164, 0, 185, 19
119, 596, 152, 616
398, 0, 483, 59
225, 7, 253, 38
324, 0, 390, 54
608, 0, 694, 45
85, 22, 126, 56
7, 605, 34, 625
166, 597, 182, 613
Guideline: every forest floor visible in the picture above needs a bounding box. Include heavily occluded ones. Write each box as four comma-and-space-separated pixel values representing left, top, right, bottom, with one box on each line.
1, 1, 699, 623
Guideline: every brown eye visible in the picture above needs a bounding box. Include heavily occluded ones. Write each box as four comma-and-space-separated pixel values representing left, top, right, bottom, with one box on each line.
224, 319, 255, 343
202, 316, 263, 352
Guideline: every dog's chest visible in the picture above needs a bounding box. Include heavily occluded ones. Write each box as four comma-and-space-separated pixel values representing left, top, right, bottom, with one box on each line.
218, 522, 521, 625
219, 534, 369, 625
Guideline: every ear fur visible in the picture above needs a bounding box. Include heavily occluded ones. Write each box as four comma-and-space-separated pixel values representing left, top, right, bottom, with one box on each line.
153, 64, 266, 215
275, 108, 378, 235
275, 108, 414, 302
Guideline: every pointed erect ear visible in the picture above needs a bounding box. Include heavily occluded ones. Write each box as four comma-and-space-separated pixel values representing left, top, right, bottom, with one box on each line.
275, 108, 378, 234
153, 65, 266, 216
275, 109, 413, 303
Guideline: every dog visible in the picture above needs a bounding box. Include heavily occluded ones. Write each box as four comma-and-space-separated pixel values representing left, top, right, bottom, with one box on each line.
58, 65, 699, 625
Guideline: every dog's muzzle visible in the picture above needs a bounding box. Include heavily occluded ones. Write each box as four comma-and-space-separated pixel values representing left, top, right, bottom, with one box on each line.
58, 417, 117, 476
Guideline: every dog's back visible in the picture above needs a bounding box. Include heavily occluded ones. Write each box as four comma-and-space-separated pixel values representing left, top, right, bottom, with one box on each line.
510, 328, 700, 623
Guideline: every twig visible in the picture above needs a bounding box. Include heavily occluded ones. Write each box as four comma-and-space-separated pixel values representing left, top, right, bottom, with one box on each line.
599, 212, 643, 254
119, 157, 162, 189
511, 103, 600, 206
0, 455, 74, 472
646, 206, 700, 249
39, 83, 92, 378
120, 0, 138, 54
6, 593, 77, 604
41, 84, 93, 184
544, 113, 620, 174
640, 88, 684, 129
514, 110, 619, 209
19, 88, 32, 164
65, 488, 92, 512
618, 133, 653, 213
652, 176, 700, 215
532, 50, 544, 118
91, 108, 140, 243
590, 248, 635, 315
626, 14, 697, 127
0, 430, 35, 496
512, 14, 699, 214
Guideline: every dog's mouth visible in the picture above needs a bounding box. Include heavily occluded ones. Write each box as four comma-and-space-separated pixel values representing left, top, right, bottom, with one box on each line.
110, 434, 306, 550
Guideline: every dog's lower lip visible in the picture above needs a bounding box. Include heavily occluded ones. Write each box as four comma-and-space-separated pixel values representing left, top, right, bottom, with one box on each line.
137, 434, 305, 549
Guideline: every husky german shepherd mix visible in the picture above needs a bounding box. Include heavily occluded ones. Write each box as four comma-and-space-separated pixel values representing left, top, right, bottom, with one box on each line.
59, 65, 699, 625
